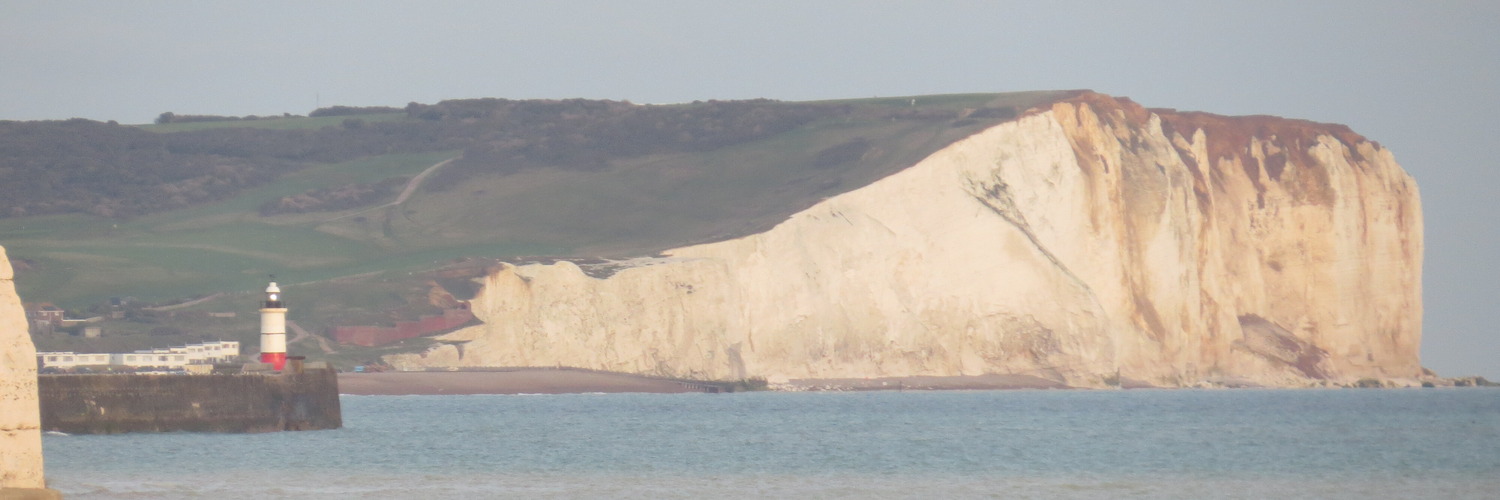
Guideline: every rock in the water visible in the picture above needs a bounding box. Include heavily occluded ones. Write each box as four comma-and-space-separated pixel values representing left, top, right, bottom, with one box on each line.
0, 245, 47, 489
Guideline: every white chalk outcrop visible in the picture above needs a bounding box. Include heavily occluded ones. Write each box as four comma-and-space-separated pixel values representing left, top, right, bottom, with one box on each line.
1, 245, 46, 489
389, 93, 1423, 388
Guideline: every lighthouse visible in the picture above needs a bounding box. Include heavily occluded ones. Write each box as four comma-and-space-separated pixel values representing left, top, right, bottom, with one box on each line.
259, 281, 289, 370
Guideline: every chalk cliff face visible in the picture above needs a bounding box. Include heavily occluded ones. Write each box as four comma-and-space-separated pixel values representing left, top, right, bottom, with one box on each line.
1, 245, 46, 488
389, 93, 1423, 387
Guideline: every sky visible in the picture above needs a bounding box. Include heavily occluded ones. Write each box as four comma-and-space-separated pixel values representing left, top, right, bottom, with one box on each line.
2, 1, 1497, 378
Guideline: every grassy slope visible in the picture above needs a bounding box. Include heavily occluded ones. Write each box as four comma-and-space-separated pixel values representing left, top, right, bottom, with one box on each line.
5, 150, 466, 305
12, 91, 1073, 364
388, 92, 1068, 256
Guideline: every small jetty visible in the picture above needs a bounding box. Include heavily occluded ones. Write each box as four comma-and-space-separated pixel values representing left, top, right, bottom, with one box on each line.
38, 360, 341, 434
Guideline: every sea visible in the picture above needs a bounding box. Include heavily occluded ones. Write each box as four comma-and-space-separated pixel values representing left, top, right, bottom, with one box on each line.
42, 388, 1500, 499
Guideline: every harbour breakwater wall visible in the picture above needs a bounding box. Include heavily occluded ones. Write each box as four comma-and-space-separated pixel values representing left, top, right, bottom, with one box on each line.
38, 366, 341, 434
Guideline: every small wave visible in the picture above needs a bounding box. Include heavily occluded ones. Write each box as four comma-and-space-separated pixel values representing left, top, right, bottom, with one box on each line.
44, 431, 70, 437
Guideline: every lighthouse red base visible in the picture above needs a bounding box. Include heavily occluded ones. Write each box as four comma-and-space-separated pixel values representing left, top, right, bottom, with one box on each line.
261, 352, 287, 371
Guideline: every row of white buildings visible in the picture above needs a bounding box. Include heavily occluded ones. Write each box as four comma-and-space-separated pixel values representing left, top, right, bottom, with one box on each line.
37, 341, 240, 371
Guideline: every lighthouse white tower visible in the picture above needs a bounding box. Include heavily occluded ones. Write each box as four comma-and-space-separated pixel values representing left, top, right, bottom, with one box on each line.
259, 281, 289, 370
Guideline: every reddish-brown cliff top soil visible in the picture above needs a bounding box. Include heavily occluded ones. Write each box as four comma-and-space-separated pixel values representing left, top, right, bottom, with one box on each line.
1055, 91, 1376, 181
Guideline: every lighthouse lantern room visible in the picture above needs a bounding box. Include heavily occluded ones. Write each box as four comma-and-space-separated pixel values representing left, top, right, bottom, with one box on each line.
259, 280, 289, 370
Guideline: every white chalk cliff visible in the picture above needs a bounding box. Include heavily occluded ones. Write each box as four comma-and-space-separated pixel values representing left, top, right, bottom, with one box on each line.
1, 245, 46, 488
390, 93, 1423, 388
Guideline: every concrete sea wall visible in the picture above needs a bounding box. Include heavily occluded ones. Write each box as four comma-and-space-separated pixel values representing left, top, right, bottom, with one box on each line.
38, 367, 341, 434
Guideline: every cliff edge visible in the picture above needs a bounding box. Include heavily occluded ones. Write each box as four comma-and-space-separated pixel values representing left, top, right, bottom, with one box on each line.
1, 245, 48, 491
388, 92, 1423, 388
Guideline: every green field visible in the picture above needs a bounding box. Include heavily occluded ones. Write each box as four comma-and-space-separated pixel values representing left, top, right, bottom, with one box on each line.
4, 149, 481, 305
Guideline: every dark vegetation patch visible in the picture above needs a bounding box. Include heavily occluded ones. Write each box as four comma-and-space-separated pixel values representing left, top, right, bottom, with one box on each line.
967, 106, 1018, 120
257, 177, 408, 215
309, 105, 404, 117
154, 112, 298, 124
814, 138, 870, 167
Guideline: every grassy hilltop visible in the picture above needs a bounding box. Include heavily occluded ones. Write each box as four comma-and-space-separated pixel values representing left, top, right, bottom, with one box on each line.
2, 91, 1075, 361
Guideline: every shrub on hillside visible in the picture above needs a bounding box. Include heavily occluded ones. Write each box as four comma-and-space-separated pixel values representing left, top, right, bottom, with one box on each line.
310, 105, 403, 117
258, 177, 408, 215
814, 138, 870, 167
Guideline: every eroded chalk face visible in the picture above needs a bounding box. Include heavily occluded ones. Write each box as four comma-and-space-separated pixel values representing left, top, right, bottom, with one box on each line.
0, 245, 47, 489
384, 93, 1423, 388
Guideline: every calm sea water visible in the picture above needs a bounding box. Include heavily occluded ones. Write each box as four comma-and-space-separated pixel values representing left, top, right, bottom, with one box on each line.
43, 388, 1500, 499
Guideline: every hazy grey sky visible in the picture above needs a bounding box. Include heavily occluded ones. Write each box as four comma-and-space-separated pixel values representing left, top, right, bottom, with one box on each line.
3, 1, 1497, 377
